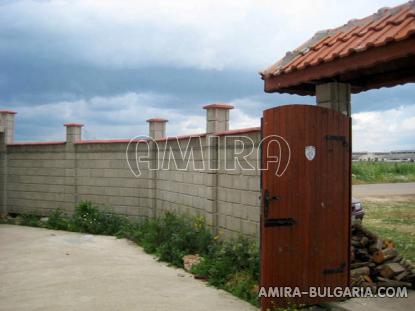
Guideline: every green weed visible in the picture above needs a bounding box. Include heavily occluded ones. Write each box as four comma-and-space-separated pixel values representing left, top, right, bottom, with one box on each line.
46, 209, 69, 230
70, 201, 127, 235
191, 236, 259, 306
19, 213, 42, 227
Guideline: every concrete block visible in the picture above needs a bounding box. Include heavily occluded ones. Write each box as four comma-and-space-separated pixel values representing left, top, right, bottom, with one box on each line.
241, 220, 258, 236
241, 191, 260, 207
248, 176, 260, 191
112, 205, 127, 215
231, 203, 244, 218
218, 188, 227, 202
64, 185, 75, 194
232, 175, 249, 190
221, 228, 239, 240
218, 201, 232, 216
246, 206, 260, 222
218, 214, 226, 229
227, 189, 241, 204
204, 199, 214, 213
204, 186, 215, 199
204, 212, 214, 226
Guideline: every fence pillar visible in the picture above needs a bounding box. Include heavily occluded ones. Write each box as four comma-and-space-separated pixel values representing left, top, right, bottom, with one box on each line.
0, 110, 16, 144
147, 118, 167, 140
64, 123, 83, 213
65, 123, 83, 143
0, 132, 7, 217
203, 103, 233, 133
146, 118, 168, 218
202, 103, 233, 234
316, 82, 351, 116
0, 110, 15, 216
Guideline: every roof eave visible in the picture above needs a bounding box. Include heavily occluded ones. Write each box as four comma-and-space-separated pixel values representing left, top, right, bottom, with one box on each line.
263, 36, 415, 95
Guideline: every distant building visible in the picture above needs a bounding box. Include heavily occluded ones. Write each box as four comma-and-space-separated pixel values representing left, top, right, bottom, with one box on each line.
353, 150, 415, 162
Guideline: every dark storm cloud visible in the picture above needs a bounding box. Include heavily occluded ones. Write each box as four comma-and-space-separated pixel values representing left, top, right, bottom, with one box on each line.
1, 0, 411, 115
0, 0, 413, 151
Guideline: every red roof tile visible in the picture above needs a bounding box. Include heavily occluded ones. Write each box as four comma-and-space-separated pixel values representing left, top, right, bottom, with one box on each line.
261, 1, 415, 94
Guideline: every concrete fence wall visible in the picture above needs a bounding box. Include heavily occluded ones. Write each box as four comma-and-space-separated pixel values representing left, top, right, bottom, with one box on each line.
0, 106, 261, 238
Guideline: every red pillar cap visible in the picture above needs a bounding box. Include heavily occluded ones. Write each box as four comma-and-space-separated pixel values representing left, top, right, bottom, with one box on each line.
203, 103, 234, 110
0, 110, 17, 114
64, 123, 84, 127
146, 118, 168, 122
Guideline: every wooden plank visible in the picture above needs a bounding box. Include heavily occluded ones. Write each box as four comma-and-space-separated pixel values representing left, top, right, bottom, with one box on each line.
379, 263, 406, 279
372, 248, 399, 264
351, 266, 370, 277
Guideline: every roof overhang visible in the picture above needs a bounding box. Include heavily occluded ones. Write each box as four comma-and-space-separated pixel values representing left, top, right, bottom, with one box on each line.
263, 37, 415, 95
261, 1, 415, 95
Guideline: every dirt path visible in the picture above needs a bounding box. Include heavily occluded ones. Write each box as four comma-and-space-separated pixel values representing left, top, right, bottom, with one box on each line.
353, 182, 415, 199
0, 225, 256, 311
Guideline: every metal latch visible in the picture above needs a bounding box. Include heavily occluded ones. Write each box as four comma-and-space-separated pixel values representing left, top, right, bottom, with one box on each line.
323, 262, 346, 274
264, 218, 296, 227
263, 190, 280, 218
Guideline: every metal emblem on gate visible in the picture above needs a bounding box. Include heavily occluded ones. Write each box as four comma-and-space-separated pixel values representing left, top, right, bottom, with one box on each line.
305, 146, 316, 161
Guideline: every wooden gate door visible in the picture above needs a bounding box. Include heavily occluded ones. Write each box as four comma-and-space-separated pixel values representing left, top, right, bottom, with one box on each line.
260, 105, 351, 309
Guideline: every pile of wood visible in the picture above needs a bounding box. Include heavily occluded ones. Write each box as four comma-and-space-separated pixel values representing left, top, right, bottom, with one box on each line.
351, 223, 415, 288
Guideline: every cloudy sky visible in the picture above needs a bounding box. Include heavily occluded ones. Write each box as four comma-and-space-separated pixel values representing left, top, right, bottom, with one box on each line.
1, 0, 414, 151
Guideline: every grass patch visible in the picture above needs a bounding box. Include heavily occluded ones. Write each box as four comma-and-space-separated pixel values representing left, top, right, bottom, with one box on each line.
2, 202, 260, 307
352, 162, 415, 184
363, 199, 415, 261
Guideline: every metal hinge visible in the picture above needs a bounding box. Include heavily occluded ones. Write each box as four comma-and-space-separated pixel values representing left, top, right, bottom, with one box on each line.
325, 135, 349, 147
265, 218, 296, 227
323, 262, 346, 274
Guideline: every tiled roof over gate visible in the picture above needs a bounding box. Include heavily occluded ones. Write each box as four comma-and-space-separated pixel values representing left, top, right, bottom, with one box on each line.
261, 1, 415, 95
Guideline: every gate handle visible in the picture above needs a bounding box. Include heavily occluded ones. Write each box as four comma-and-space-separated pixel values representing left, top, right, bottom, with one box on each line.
264, 190, 279, 218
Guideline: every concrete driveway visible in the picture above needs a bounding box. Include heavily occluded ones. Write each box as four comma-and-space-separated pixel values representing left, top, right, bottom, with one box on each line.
0, 225, 256, 311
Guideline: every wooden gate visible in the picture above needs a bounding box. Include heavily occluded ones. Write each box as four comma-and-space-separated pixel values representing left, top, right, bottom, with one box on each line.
260, 105, 351, 309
